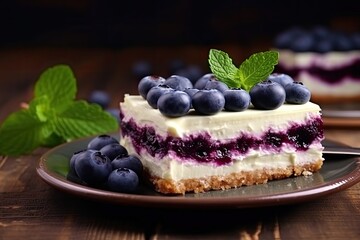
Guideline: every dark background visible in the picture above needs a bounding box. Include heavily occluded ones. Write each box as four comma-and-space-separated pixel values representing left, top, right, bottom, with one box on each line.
1, 0, 359, 49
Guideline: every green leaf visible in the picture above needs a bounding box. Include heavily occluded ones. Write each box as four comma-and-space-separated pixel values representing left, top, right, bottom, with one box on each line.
238, 51, 279, 91
0, 110, 44, 156
34, 65, 76, 110
208, 49, 239, 88
51, 100, 119, 141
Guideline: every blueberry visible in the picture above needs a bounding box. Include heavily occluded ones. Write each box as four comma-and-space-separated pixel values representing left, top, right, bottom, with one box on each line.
157, 90, 191, 117
168, 58, 186, 74
223, 89, 250, 111
67, 149, 89, 184
111, 155, 143, 176
285, 82, 311, 104
192, 89, 225, 115
89, 90, 111, 109
351, 33, 360, 49
107, 168, 139, 193
106, 108, 120, 123
274, 27, 304, 49
164, 75, 193, 91
250, 81, 286, 110
146, 85, 174, 109
194, 73, 215, 89
74, 150, 112, 185
138, 75, 166, 99
266, 73, 294, 88
204, 79, 229, 93
100, 143, 128, 161
175, 65, 204, 84
290, 33, 315, 52
332, 32, 353, 51
87, 134, 119, 150
132, 60, 152, 79
184, 88, 199, 108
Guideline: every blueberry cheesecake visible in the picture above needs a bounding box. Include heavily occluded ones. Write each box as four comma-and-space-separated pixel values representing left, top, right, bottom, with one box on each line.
274, 26, 360, 103
119, 49, 324, 195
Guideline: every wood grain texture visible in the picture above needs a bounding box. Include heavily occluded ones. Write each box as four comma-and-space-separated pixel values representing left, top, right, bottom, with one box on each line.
0, 47, 359, 240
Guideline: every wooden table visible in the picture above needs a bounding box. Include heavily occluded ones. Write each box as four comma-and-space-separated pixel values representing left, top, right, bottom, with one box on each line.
1, 48, 359, 240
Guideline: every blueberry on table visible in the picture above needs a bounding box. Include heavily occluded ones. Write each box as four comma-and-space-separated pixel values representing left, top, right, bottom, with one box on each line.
146, 85, 174, 109
138, 75, 166, 99
223, 89, 250, 111
87, 134, 119, 150
266, 73, 294, 88
74, 150, 112, 186
192, 89, 225, 115
89, 90, 111, 109
100, 143, 128, 161
250, 81, 286, 110
111, 155, 143, 177
107, 168, 139, 193
164, 75, 193, 91
157, 90, 191, 117
285, 82, 311, 104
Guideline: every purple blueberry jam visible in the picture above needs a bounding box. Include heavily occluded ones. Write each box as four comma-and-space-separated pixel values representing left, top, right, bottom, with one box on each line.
276, 58, 360, 84
120, 114, 324, 166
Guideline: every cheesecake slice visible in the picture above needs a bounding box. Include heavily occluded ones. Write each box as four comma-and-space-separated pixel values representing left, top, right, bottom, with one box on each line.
119, 94, 324, 194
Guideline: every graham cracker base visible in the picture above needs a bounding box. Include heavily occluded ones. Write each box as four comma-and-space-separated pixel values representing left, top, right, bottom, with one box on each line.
146, 159, 324, 195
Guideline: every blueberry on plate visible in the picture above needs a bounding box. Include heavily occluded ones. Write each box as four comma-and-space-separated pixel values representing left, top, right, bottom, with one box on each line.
146, 85, 174, 109
138, 75, 166, 99
223, 89, 250, 111
285, 82, 311, 104
192, 89, 225, 115
74, 150, 112, 186
157, 90, 191, 117
100, 143, 128, 161
111, 155, 143, 177
250, 81, 286, 110
107, 168, 139, 193
87, 134, 119, 150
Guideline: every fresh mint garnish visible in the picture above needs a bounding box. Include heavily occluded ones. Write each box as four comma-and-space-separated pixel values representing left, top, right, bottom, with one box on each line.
0, 65, 119, 156
209, 49, 279, 91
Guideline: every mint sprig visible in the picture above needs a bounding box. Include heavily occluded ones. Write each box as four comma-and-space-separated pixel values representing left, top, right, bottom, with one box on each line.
209, 49, 279, 91
0, 65, 119, 156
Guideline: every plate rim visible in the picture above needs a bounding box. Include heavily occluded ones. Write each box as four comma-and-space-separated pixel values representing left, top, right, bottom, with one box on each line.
36, 136, 360, 209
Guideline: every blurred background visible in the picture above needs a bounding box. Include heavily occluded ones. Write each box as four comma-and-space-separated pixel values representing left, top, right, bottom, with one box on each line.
0, 0, 359, 111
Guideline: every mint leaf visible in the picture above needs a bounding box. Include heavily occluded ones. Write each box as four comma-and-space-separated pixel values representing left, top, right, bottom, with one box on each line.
52, 100, 118, 141
208, 49, 239, 88
0, 64, 119, 157
208, 49, 279, 91
34, 65, 76, 110
0, 110, 44, 156
237, 51, 279, 91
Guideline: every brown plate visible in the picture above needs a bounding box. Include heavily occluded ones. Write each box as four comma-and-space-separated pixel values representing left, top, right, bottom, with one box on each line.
36, 134, 360, 209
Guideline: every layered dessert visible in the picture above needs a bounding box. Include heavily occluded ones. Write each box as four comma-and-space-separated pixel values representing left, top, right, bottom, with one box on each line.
119, 49, 324, 195
274, 26, 360, 103
120, 95, 323, 194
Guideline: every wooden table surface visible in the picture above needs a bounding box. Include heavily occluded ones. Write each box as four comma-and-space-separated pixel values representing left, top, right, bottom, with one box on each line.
1, 47, 359, 240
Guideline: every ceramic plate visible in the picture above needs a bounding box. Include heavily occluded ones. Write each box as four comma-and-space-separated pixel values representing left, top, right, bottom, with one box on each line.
37, 134, 360, 208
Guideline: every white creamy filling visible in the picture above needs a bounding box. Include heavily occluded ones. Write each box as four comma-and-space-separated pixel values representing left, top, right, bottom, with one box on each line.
296, 72, 360, 96
278, 49, 360, 69
120, 95, 322, 139
122, 136, 323, 181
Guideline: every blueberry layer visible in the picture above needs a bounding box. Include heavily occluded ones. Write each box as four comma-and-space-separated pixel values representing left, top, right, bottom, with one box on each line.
120, 114, 323, 166
276, 58, 360, 84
